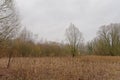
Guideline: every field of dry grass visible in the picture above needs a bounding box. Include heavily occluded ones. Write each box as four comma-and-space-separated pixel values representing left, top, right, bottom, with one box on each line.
0, 56, 120, 80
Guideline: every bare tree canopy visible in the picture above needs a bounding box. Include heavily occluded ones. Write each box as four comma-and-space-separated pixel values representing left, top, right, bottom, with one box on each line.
18, 27, 36, 42
0, 0, 20, 42
90, 23, 120, 56
0, 0, 20, 68
65, 23, 83, 57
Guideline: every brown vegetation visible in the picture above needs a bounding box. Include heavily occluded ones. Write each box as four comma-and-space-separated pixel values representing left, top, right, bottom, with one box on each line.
0, 56, 120, 80
0, 1, 120, 80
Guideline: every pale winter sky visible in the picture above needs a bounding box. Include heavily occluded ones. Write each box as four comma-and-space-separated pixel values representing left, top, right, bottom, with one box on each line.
15, 0, 120, 42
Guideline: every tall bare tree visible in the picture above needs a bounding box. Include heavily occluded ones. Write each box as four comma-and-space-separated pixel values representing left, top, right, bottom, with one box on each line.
0, 0, 20, 68
95, 23, 120, 56
0, 0, 19, 41
18, 27, 34, 42
65, 23, 83, 57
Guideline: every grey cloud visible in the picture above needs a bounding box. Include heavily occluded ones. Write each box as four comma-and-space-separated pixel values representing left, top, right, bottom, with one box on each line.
15, 0, 120, 42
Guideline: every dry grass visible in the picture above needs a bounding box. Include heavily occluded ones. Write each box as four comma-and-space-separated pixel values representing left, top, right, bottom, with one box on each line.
0, 56, 120, 80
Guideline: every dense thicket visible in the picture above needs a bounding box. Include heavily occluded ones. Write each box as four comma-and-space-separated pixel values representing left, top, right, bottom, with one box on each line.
1, 1, 120, 57
1, 24, 120, 57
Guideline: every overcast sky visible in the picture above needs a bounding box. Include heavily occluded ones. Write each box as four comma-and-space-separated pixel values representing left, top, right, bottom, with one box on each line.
15, 0, 120, 42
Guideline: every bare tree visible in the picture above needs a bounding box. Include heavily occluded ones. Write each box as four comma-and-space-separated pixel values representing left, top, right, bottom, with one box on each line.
0, 0, 19, 41
65, 23, 83, 57
86, 41, 95, 54
0, 0, 20, 68
95, 23, 120, 55
18, 27, 37, 43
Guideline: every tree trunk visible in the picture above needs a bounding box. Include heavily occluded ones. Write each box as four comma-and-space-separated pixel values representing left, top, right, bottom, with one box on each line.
7, 49, 12, 68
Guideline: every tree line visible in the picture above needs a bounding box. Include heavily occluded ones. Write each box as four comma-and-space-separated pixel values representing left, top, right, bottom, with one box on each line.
0, 0, 120, 59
